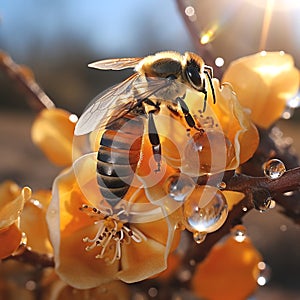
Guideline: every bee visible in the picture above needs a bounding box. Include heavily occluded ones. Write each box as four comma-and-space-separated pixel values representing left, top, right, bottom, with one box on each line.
75, 51, 216, 207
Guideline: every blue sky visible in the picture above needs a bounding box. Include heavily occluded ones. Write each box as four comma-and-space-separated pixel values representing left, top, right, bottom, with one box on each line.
0, 0, 194, 59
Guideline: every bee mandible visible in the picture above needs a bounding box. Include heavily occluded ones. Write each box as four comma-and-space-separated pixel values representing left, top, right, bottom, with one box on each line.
75, 51, 216, 208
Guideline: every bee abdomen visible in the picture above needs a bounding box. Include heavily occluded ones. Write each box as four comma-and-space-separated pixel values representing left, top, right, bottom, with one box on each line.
97, 115, 143, 206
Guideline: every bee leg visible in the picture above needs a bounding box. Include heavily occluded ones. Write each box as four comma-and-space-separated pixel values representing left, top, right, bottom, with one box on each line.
148, 111, 161, 173
176, 96, 202, 131
204, 68, 216, 105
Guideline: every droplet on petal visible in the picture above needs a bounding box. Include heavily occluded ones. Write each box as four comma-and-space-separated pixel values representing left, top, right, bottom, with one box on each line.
183, 129, 235, 175
183, 186, 228, 235
263, 159, 286, 179
163, 173, 195, 202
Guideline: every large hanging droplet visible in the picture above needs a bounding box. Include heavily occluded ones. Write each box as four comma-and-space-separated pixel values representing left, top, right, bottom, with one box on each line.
163, 173, 195, 202
183, 185, 228, 234
263, 159, 286, 179
183, 129, 235, 176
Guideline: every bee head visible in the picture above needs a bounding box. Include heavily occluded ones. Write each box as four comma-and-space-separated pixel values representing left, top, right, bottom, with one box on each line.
184, 52, 206, 91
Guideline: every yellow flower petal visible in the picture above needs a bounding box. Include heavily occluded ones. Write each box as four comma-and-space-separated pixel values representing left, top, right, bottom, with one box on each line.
153, 79, 259, 176
57, 225, 119, 289
20, 190, 53, 254
31, 108, 78, 166
0, 182, 31, 229
223, 190, 245, 211
0, 224, 22, 259
118, 237, 167, 283
192, 233, 262, 300
223, 51, 299, 128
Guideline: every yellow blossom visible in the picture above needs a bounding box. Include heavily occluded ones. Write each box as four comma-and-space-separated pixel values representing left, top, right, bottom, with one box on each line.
222, 51, 299, 128
192, 227, 262, 300
0, 181, 31, 259
20, 190, 53, 254
154, 78, 259, 176
31, 108, 79, 166
46, 156, 181, 289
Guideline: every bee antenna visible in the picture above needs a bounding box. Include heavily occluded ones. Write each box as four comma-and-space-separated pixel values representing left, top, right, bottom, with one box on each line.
204, 69, 216, 105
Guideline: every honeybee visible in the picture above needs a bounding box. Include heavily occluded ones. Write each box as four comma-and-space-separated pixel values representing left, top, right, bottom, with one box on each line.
75, 51, 216, 207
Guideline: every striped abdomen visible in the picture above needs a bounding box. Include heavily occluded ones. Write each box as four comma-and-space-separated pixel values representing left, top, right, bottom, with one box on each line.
97, 113, 144, 207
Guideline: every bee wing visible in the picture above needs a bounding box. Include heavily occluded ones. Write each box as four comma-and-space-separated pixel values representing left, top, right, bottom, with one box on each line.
88, 57, 143, 70
75, 74, 139, 135
75, 75, 180, 136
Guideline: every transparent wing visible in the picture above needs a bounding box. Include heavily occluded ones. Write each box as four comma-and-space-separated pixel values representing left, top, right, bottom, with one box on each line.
88, 57, 143, 70
75, 75, 186, 136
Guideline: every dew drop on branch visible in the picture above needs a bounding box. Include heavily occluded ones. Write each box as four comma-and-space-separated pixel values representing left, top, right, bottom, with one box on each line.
263, 158, 286, 179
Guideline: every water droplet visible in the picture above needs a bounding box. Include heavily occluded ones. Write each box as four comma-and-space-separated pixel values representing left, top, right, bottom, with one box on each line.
183, 130, 235, 175
193, 231, 207, 244
242, 206, 248, 212
232, 225, 247, 242
257, 262, 271, 286
183, 186, 228, 233
252, 189, 276, 212
163, 173, 195, 202
217, 181, 226, 189
263, 159, 286, 179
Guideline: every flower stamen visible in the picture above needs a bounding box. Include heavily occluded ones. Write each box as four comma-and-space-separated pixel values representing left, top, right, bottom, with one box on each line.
80, 204, 145, 264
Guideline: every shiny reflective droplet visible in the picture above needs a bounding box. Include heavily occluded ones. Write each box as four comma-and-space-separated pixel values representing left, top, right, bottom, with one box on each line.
252, 189, 276, 212
163, 173, 195, 202
183, 130, 235, 175
257, 262, 271, 286
232, 225, 247, 242
217, 181, 226, 189
263, 159, 286, 179
183, 186, 228, 233
242, 206, 248, 212
193, 231, 207, 244
257, 197, 276, 213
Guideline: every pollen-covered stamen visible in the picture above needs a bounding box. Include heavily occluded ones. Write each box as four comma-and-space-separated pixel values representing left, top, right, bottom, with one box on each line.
80, 204, 145, 264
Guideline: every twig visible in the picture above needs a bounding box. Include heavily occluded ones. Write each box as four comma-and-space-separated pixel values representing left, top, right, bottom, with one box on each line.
5, 247, 54, 268
0, 51, 55, 111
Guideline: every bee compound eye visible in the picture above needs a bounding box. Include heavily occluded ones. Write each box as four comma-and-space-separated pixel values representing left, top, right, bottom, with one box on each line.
186, 65, 202, 90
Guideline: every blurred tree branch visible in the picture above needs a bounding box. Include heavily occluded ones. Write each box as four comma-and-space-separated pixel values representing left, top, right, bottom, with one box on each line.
0, 51, 55, 111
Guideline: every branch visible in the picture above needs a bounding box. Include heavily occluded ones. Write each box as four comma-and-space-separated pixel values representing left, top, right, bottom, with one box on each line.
4, 247, 54, 268
0, 51, 55, 111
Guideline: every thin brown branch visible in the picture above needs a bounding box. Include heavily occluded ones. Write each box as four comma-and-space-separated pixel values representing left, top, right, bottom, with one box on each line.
0, 51, 55, 111
4, 248, 54, 268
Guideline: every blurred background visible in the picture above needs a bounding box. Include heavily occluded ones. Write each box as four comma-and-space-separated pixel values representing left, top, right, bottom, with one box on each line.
1, 0, 300, 299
